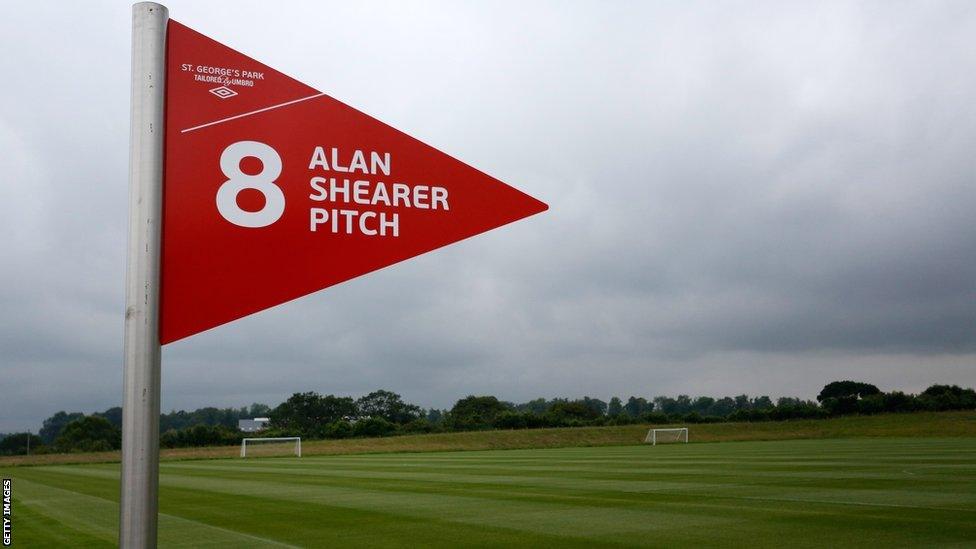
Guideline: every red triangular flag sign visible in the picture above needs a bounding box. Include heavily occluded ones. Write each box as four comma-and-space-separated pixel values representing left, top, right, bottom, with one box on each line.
161, 21, 547, 344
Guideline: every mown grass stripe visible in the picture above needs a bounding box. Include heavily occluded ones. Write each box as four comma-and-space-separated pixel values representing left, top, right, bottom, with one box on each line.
2, 437, 976, 547
7, 477, 301, 547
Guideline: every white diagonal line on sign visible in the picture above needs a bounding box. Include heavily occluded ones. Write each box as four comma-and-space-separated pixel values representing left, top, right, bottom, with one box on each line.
181, 92, 327, 133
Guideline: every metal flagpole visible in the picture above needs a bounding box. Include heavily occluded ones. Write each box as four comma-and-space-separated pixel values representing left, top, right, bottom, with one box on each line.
121, 3, 167, 547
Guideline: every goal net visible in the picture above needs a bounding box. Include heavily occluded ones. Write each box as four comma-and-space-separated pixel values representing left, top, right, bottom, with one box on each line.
644, 428, 688, 445
240, 437, 302, 458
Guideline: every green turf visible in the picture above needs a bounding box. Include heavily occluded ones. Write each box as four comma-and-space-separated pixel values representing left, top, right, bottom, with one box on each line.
3, 437, 976, 547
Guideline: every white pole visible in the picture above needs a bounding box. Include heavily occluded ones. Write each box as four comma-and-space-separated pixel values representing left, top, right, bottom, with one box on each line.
121, 3, 167, 547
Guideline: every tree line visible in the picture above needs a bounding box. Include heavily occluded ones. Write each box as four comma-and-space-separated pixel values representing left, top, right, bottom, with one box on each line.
0, 404, 270, 456
2, 381, 974, 456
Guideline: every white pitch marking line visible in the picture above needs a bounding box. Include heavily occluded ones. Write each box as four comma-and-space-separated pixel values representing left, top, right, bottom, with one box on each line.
181, 92, 326, 133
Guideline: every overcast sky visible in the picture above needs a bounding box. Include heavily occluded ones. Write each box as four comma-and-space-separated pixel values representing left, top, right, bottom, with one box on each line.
1, 1, 975, 432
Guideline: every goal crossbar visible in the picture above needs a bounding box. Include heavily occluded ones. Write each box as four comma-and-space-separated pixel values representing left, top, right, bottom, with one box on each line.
240, 436, 302, 458
644, 427, 688, 445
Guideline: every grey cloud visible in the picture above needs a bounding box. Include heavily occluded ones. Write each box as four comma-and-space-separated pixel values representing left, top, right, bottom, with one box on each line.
1, 1, 974, 431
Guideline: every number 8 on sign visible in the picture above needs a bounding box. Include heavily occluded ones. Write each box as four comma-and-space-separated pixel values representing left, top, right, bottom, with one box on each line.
216, 141, 285, 228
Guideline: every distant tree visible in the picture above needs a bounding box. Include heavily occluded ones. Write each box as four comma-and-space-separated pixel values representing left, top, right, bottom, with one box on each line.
733, 395, 752, 411
494, 411, 530, 429
159, 424, 242, 448
353, 417, 397, 438
516, 398, 551, 415
39, 411, 85, 443
656, 395, 693, 415
921, 384, 969, 398
197, 407, 225, 426
820, 396, 857, 415
0, 433, 44, 456
607, 397, 623, 416
401, 418, 437, 434
95, 407, 123, 428
625, 397, 651, 417
674, 395, 692, 415
55, 416, 121, 452
159, 410, 189, 432
192, 424, 239, 446
918, 385, 976, 411
159, 406, 248, 431
426, 409, 445, 424
817, 381, 880, 402
856, 393, 886, 415
248, 403, 272, 417
448, 396, 510, 429
817, 381, 882, 415
651, 396, 674, 414
187, 407, 223, 427
356, 390, 422, 424
708, 397, 736, 417
323, 420, 354, 439
639, 411, 669, 424
692, 396, 715, 414
769, 401, 828, 421
548, 400, 601, 421
580, 397, 608, 416
752, 396, 774, 409
269, 392, 356, 436
880, 391, 916, 413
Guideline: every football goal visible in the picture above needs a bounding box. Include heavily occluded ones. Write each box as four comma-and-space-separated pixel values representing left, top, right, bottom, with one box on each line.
240, 437, 302, 458
644, 428, 688, 445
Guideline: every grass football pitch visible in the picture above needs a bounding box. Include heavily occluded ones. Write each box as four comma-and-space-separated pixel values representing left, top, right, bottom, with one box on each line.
3, 437, 975, 547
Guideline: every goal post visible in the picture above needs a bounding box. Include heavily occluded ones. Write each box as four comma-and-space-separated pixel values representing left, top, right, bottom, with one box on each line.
240, 437, 302, 458
644, 427, 688, 445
